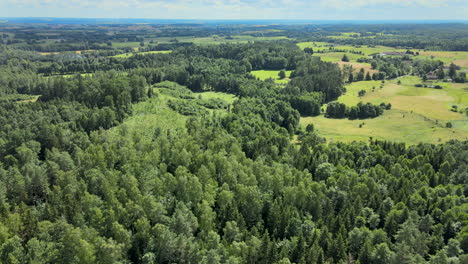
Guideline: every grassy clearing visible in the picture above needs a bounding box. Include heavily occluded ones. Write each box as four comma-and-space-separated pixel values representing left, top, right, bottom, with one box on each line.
109, 94, 188, 139
0, 94, 40, 103
312, 52, 364, 63
112, 50, 172, 58
297, 42, 408, 56
303, 75, 468, 144
38, 50, 95, 55
335, 61, 377, 74
195, 91, 237, 104
418, 51, 468, 69
49, 73, 94, 78
110, 36, 293, 51
251, 70, 292, 84
301, 110, 468, 144
338, 80, 384, 105
111, 42, 142, 48
297, 41, 468, 70
110, 81, 237, 138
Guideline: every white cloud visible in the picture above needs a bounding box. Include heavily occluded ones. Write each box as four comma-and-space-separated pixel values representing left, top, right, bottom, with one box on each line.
2, 0, 466, 19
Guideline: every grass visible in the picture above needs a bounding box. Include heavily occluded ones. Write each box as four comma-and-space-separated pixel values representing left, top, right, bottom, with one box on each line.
47, 73, 94, 78
195, 91, 237, 104
110, 42, 142, 48
338, 80, 384, 105
335, 61, 377, 74
0, 94, 40, 103
110, 93, 188, 138
417, 51, 468, 69
109, 82, 237, 138
312, 52, 364, 63
38, 50, 95, 55
110, 36, 293, 50
112, 50, 172, 58
302, 75, 468, 144
297, 41, 468, 70
301, 110, 468, 144
251, 70, 292, 84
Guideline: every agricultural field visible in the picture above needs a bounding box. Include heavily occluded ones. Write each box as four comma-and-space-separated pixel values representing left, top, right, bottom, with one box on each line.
251, 70, 292, 84
418, 51, 468, 70
297, 41, 468, 71
111, 35, 293, 49
301, 110, 467, 144
302, 76, 468, 144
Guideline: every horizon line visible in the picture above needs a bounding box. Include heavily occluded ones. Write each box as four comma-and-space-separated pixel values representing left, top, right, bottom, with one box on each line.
1, 17, 468, 22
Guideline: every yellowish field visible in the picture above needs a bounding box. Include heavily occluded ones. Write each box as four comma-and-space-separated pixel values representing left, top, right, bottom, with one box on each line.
302, 76, 468, 144
335, 61, 377, 74
39, 50, 95, 55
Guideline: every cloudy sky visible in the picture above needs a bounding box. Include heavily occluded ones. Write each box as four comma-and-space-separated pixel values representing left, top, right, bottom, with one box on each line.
1, 0, 467, 20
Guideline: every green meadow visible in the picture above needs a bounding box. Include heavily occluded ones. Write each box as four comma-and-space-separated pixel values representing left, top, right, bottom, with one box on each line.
251, 70, 292, 84
111, 35, 293, 49
301, 76, 468, 144
195, 91, 237, 104
297, 41, 468, 70
109, 82, 237, 138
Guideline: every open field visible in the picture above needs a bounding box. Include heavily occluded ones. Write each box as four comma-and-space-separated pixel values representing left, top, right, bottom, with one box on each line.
251, 70, 292, 84
110, 41, 143, 48
195, 91, 237, 104
298, 42, 408, 56
302, 75, 468, 144
112, 50, 172, 58
297, 41, 468, 70
335, 61, 377, 74
111, 35, 293, 49
48, 73, 94, 78
38, 50, 96, 55
418, 51, 468, 69
312, 52, 364, 62
301, 110, 468, 144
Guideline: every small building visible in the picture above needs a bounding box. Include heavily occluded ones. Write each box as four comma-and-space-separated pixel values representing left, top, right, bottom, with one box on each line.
426, 72, 438, 80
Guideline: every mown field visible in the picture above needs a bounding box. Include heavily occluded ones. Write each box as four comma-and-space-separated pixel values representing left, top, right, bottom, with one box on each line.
301, 76, 468, 144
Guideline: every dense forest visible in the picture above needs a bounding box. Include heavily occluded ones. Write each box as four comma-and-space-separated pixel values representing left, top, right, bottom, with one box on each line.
0, 22, 467, 264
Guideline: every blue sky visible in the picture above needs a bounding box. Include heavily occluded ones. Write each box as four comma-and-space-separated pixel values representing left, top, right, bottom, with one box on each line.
0, 0, 467, 20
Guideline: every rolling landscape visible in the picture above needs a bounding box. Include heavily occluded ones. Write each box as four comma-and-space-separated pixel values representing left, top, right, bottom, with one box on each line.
0, 1, 467, 263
